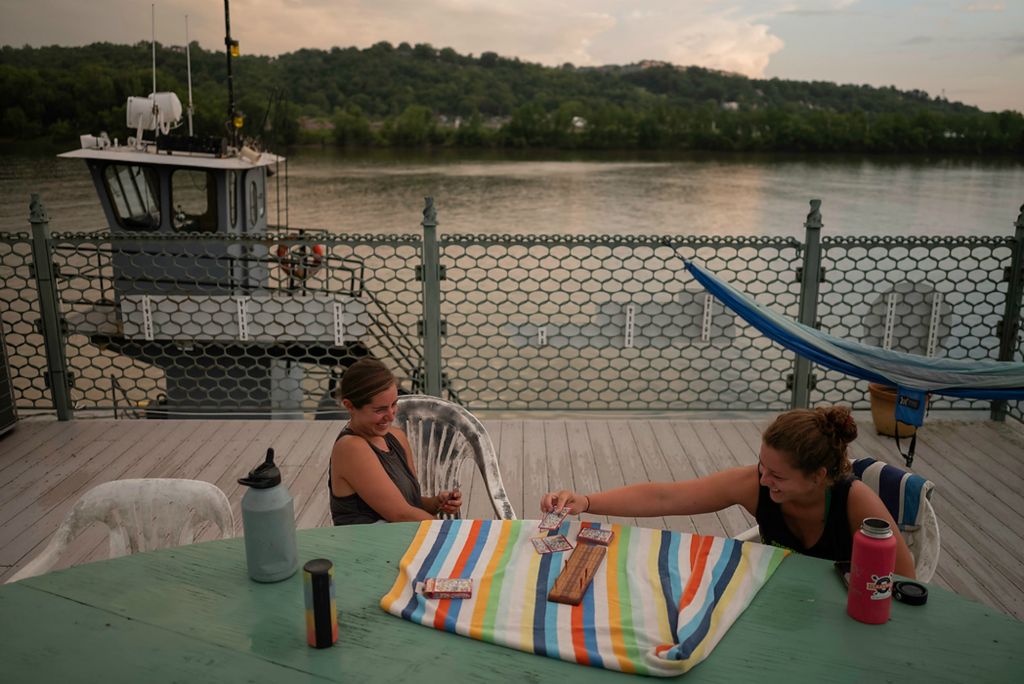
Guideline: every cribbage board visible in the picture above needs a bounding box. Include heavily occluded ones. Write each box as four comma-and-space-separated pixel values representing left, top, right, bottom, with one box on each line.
547, 542, 607, 605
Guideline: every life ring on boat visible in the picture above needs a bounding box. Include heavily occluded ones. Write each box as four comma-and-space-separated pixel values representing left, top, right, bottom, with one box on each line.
276, 242, 326, 280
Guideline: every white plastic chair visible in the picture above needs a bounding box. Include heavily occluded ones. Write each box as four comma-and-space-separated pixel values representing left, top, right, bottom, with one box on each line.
734, 461, 940, 583
395, 395, 516, 520
7, 478, 234, 583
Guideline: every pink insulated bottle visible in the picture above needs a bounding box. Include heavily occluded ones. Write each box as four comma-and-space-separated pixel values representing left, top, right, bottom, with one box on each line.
847, 517, 897, 624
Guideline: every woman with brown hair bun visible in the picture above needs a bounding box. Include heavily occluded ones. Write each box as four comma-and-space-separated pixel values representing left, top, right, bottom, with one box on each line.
541, 405, 915, 577
329, 358, 461, 525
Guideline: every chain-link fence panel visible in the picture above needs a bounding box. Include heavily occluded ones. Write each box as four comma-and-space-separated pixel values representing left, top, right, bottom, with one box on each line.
24, 230, 424, 418
0, 233, 51, 410
439, 234, 803, 411
813, 236, 1014, 410
7, 226, 1021, 419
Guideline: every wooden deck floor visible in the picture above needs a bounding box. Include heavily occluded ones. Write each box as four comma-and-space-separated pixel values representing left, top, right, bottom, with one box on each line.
1, 414, 1022, 620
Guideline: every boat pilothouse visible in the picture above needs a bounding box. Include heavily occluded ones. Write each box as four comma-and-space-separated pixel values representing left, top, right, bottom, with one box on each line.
58, 42, 375, 418
65, 96, 279, 235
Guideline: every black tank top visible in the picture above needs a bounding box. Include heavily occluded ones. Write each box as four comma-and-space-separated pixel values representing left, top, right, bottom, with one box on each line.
329, 426, 424, 525
755, 476, 854, 562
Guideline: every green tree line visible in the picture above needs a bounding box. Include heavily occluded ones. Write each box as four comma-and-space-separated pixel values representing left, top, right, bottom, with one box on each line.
1, 41, 1021, 154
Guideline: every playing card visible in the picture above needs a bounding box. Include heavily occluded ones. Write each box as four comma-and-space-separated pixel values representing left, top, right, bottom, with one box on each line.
539, 507, 570, 530
531, 536, 554, 554
543, 534, 573, 553
577, 527, 614, 545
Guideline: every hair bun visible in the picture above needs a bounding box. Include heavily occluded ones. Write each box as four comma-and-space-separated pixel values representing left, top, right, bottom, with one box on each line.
820, 405, 857, 445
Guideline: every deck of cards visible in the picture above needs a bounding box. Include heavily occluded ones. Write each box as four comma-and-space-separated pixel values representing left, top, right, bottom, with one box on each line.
577, 527, 614, 546
418, 577, 473, 599
531, 534, 574, 554
539, 507, 570, 530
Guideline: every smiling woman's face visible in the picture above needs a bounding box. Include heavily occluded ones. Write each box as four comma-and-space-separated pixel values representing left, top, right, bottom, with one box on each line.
757, 442, 823, 504
345, 384, 398, 437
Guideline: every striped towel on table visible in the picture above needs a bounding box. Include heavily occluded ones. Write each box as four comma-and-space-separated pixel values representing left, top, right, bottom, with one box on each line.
380, 519, 788, 677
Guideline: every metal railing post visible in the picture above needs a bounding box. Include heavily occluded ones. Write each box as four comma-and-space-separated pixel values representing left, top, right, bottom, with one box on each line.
420, 197, 443, 397
29, 194, 73, 420
991, 203, 1024, 421
792, 199, 823, 409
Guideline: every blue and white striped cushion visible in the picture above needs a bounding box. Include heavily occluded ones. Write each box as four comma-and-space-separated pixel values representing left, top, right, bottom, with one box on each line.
852, 457, 934, 531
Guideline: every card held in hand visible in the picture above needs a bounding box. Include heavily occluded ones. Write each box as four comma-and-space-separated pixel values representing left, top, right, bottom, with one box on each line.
539, 507, 570, 530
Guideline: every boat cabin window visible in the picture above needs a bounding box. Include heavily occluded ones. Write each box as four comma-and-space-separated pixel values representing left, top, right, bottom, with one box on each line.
103, 165, 160, 230
248, 172, 265, 228
171, 169, 218, 233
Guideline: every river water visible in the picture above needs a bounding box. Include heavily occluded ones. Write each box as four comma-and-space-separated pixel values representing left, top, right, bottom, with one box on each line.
1, 149, 1021, 238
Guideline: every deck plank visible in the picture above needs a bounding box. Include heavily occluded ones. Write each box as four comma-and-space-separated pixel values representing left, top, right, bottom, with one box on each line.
584, 420, 638, 528
522, 420, 550, 523
1, 415, 1021, 622
629, 421, 694, 533
607, 419, 669, 530
652, 421, 726, 537
542, 421, 573, 520
497, 421, 524, 523
563, 420, 609, 526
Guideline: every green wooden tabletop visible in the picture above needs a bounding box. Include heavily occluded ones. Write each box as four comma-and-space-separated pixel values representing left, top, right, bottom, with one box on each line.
1, 523, 1021, 683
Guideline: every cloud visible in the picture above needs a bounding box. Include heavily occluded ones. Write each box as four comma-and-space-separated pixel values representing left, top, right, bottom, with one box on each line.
227, 1, 788, 76
959, 2, 1005, 11
1004, 33, 1024, 57
0, 1, 790, 78
582, 3, 785, 75
779, 0, 862, 16
903, 36, 933, 46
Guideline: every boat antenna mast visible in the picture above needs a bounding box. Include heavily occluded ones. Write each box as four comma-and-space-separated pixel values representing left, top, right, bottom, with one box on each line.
224, 0, 242, 149
151, 4, 157, 96
185, 14, 194, 137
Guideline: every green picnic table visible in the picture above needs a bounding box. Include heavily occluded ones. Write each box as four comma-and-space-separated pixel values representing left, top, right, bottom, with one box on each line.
1, 523, 1021, 682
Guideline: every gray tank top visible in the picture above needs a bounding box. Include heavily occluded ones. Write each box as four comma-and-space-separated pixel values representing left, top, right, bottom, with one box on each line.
329, 426, 424, 525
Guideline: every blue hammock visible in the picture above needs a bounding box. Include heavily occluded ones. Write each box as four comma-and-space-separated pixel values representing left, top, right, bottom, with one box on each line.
685, 260, 1024, 463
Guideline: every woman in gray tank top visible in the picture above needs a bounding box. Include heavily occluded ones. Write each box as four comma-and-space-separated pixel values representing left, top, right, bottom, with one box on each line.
329, 358, 461, 525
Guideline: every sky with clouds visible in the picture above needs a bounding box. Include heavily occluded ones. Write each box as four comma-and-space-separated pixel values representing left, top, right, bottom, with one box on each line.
2, 0, 1021, 112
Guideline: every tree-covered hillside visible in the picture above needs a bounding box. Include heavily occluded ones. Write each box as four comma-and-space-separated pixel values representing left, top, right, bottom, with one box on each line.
1, 41, 1021, 154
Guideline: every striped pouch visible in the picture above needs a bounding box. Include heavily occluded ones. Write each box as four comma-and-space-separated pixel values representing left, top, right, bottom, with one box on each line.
381, 519, 788, 677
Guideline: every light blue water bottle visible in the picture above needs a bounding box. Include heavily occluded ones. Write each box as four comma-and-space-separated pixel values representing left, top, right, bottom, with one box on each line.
238, 448, 298, 582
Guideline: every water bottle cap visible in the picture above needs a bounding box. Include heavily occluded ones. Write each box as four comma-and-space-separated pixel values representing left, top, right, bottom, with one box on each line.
238, 448, 282, 489
893, 580, 928, 605
860, 517, 894, 539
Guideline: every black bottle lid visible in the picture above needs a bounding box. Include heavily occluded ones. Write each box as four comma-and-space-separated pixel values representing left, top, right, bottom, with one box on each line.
238, 448, 282, 489
893, 580, 928, 606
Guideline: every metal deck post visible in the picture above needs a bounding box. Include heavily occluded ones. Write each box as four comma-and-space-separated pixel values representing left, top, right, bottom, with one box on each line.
29, 194, 73, 420
792, 199, 823, 409
420, 197, 443, 397
992, 203, 1024, 421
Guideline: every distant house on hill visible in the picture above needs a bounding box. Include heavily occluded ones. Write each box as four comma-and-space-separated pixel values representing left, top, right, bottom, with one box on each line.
298, 116, 334, 131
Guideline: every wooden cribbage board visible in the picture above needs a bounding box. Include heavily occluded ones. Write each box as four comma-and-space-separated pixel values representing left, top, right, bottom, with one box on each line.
547, 543, 607, 606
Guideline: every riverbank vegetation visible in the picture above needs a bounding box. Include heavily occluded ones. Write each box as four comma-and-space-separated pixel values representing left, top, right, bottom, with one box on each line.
1, 41, 1021, 154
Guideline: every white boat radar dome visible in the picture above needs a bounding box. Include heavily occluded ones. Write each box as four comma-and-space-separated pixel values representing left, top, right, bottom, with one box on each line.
126, 92, 183, 135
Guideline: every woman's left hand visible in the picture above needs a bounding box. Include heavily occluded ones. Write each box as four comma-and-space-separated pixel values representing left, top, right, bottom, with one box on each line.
437, 488, 462, 514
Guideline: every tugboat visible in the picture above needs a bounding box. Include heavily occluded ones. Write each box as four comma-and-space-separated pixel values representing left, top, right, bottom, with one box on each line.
57, 1, 378, 419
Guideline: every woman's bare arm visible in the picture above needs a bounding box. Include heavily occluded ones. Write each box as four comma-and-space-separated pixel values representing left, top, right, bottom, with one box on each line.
542, 465, 760, 519
846, 480, 917, 579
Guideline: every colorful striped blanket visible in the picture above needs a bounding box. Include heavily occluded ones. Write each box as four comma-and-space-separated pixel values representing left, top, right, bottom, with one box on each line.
381, 519, 788, 677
